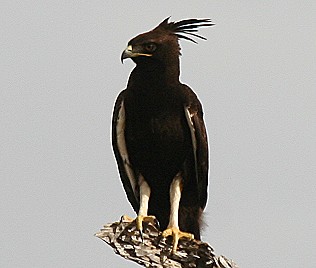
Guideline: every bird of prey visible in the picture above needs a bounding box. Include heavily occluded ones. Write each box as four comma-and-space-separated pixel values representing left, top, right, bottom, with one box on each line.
112, 17, 213, 253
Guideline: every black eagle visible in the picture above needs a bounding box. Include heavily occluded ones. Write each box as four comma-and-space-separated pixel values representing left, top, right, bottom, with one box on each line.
112, 18, 213, 253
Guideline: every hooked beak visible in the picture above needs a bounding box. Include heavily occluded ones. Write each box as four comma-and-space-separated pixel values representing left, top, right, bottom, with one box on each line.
121, 45, 152, 63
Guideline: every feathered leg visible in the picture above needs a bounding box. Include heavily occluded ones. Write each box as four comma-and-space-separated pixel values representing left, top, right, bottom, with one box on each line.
162, 173, 194, 253
136, 175, 156, 240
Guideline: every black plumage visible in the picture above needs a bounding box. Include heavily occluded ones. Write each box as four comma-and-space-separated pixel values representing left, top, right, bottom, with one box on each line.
112, 18, 212, 247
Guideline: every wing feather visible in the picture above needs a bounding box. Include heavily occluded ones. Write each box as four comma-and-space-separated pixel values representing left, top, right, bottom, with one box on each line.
184, 103, 209, 210
112, 90, 139, 213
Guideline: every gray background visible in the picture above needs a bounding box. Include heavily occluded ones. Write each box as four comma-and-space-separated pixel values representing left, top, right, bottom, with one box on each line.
1, 1, 315, 267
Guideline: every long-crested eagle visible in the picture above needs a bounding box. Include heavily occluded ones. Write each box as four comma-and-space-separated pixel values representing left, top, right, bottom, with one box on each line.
112, 18, 213, 253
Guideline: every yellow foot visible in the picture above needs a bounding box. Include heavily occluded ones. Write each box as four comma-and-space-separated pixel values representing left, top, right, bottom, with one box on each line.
121, 215, 157, 240
120, 215, 134, 222
135, 215, 157, 241
162, 227, 194, 254
136, 215, 156, 232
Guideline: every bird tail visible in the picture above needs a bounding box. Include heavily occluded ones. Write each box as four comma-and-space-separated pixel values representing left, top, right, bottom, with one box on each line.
179, 206, 203, 240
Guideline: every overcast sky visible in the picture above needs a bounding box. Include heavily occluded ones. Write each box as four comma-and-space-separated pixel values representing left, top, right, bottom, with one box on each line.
1, 1, 316, 267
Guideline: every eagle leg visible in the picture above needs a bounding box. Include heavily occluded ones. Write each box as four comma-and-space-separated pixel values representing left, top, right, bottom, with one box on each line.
162, 174, 194, 253
136, 175, 156, 241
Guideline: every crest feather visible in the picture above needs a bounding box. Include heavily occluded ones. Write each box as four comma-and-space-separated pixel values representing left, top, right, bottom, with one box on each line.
156, 17, 215, 43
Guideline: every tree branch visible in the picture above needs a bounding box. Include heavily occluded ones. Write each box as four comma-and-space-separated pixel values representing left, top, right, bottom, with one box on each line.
95, 216, 239, 268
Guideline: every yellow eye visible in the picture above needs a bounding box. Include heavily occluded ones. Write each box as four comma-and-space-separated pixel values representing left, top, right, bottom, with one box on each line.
144, 43, 157, 52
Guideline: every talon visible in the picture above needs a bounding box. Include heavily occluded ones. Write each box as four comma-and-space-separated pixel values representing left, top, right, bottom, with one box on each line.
139, 229, 144, 242
136, 216, 143, 232
154, 218, 160, 229
162, 227, 194, 253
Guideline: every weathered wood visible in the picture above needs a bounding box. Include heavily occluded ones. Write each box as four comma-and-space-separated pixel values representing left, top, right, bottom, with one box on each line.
95, 216, 239, 268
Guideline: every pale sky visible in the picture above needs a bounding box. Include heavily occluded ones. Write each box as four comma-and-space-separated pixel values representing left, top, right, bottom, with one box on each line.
1, 1, 316, 267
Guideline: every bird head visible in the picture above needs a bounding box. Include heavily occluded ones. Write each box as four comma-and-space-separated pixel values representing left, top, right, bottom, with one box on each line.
121, 18, 214, 65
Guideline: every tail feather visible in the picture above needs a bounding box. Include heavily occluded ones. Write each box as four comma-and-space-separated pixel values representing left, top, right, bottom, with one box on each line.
179, 206, 203, 240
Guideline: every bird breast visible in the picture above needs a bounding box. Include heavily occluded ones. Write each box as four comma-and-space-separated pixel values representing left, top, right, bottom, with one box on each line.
124, 102, 191, 181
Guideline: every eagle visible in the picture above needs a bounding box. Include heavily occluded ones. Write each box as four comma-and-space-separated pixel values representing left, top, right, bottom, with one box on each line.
112, 17, 213, 253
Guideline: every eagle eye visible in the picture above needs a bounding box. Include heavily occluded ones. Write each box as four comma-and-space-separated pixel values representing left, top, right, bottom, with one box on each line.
144, 43, 157, 52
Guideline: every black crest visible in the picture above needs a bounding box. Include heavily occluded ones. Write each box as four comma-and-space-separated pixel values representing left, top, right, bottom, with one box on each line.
156, 17, 215, 43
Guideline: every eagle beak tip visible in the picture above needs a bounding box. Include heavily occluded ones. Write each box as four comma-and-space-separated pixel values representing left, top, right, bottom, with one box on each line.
121, 45, 133, 63
121, 51, 127, 63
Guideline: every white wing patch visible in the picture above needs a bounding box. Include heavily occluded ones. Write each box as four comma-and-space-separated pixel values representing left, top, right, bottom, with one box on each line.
116, 101, 138, 199
184, 106, 198, 180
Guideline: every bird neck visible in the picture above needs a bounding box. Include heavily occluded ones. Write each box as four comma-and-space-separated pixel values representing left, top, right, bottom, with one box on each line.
132, 58, 180, 86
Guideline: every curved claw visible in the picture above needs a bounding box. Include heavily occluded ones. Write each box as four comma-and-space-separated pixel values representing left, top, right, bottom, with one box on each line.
136, 216, 144, 242
154, 218, 160, 230
139, 229, 144, 242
